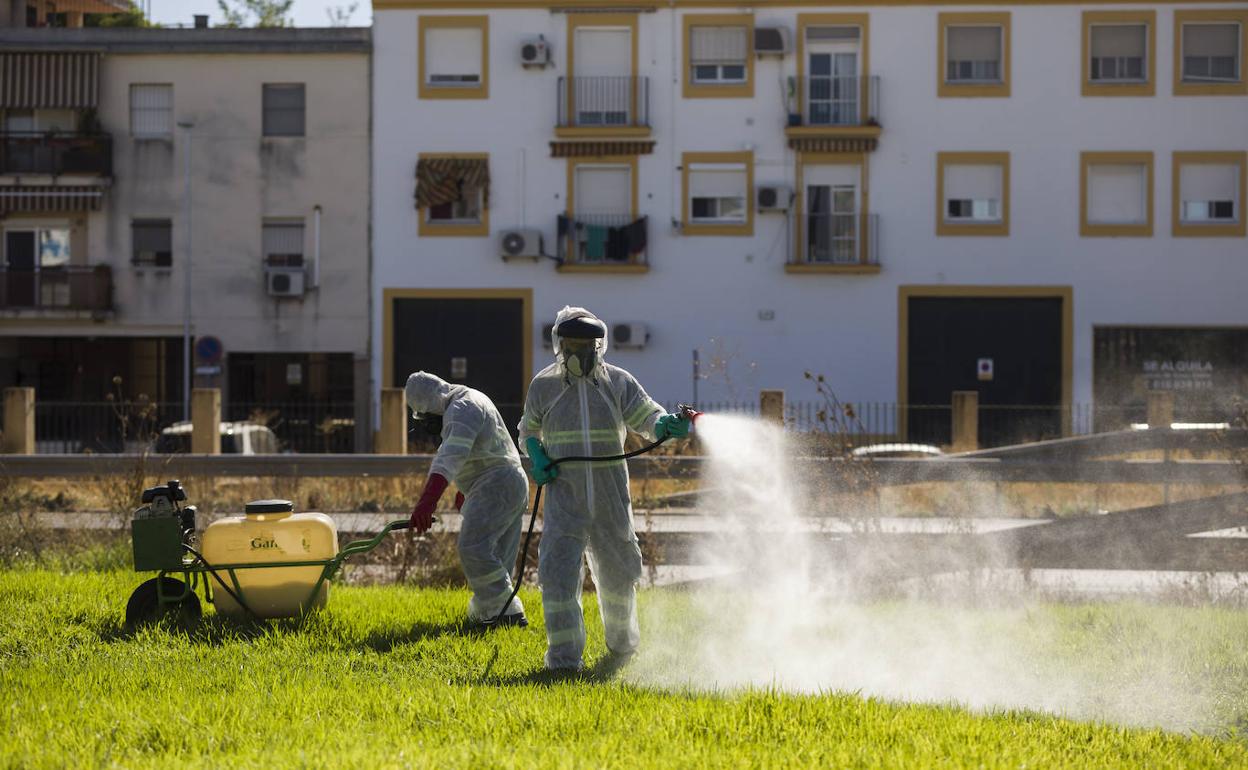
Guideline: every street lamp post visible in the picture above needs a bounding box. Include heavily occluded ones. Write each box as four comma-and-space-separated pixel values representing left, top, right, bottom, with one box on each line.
177, 120, 194, 422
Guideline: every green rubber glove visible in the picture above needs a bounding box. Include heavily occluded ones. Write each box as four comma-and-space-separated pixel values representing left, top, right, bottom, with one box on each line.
655, 412, 691, 440
525, 437, 558, 486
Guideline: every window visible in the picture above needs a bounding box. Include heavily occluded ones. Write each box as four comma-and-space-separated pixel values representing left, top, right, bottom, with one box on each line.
683, 14, 753, 98
131, 220, 172, 267
681, 151, 753, 236
1083, 11, 1155, 96
130, 84, 172, 138
565, 16, 639, 130
792, 160, 874, 269
416, 154, 490, 236
263, 220, 305, 267
419, 15, 489, 99
937, 152, 1009, 236
1172, 152, 1246, 237
561, 157, 646, 268
1081, 152, 1153, 237
938, 13, 1010, 97
262, 84, 305, 137
1175, 11, 1248, 95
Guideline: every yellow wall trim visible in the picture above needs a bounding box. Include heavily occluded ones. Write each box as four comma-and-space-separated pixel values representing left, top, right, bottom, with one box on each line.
1081, 10, 1156, 97
381, 287, 533, 396
378, 1, 1248, 9
1171, 151, 1248, 237
796, 13, 871, 123
1080, 151, 1154, 237
937, 12, 1011, 98
416, 152, 490, 237
896, 285, 1074, 436
682, 13, 755, 99
1173, 9, 1248, 96
680, 150, 755, 236
417, 15, 489, 100
935, 151, 1010, 237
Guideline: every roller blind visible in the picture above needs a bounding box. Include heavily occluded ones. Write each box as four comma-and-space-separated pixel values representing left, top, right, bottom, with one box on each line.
804, 164, 859, 187
947, 26, 1002, 61
575, 165, 631, 214
1183, 23, 1240, 58
1088, 164, 1146, 223
689, 164, 747, 198
690, 26, 748, 64
1091, 24, 1147, 58
1180, 163, 1238, 201
130, 84, 171, 137
945, 164, 1002, 200
426, 27, 483, 81
807, 26, 859, 42
263, 222, 305, 259
575, 28, 631, 76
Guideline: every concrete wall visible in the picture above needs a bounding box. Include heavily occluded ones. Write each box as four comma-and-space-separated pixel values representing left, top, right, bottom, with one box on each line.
372, 4, 1248, 416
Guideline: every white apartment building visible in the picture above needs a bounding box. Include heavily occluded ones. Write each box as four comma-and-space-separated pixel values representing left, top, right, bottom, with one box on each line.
0, 27, 373, 451
373, 0, 1247, 445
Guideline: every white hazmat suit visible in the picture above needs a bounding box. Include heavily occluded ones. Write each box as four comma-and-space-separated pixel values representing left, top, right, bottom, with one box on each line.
406, 372, 529, 623
518, 307, 666, 670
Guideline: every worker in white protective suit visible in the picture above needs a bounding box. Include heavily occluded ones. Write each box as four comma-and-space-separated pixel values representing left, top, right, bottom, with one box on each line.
406, 371, 529, 627
518, 307, 693, 671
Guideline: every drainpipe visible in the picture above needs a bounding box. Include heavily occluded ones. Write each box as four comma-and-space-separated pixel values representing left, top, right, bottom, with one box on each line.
312, 204, 321, 288
177, 120, 194, 422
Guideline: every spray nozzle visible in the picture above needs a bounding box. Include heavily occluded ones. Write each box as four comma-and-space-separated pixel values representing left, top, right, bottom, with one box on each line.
676, 404, 703, 424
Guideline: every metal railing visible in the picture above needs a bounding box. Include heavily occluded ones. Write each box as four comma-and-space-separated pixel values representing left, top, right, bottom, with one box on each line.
0, 266, 113, 311
789, 75, 879, 127
0, 132, 113, 176
793, 212, 879, 267
557, 76, 650, 129
557, 213, 648, 266
34, 400, 181, 454
225, 401, 356, 454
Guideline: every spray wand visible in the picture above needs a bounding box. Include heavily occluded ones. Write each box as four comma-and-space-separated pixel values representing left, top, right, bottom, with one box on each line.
489, 405, 701, 627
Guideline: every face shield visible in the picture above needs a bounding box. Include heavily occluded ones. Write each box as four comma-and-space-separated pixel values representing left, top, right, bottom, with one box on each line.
559, 337, 603, 378
553, 313, 608, 378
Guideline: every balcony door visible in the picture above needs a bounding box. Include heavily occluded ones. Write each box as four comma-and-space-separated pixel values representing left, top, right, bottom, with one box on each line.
572, 26, 632, 125
572, 164, 632, 262
806, 26, 861, 126
3, 227, 70, 308
804, 165, 859, 264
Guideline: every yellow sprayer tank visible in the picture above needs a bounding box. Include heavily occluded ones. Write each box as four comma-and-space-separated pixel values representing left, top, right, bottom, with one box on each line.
201, 500, 337, 619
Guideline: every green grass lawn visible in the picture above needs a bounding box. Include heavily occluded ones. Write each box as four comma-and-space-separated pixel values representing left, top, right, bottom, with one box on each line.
3, 566, 1247, 769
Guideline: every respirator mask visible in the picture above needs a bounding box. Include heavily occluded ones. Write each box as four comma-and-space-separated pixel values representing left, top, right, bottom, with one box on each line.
412, 412, 443, 439
560, 337, 599, 378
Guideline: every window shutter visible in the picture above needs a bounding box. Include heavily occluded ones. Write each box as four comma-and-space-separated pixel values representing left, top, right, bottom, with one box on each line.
1180, 163, 1238, 201
574, 165, 631, 215
690, 26, 748, 64
1091, 24, 1147, 58
945, 164, 1002, 200
806, 26, 860, 42
263, 222, 305, 258
574, 28, 631, 76
1088, 164, 1146, 223
426, 27, 483, 79
689, 163, 747, 199
130, 84, 171, 136
947, 26, 1002, 61
1183, 23, 1240, 58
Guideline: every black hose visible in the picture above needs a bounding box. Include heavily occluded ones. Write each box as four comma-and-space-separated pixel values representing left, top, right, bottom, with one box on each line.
182, 544, 260, 619
489, 435, 671, 626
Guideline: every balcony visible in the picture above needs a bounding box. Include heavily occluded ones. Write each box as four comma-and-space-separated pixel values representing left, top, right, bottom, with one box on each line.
0, 132, 113, 177
556, 76, 651, 138
787, 213, 880, 274
0, 266, 114, 316
785, 76, 881, 151
556, 213, 648, 273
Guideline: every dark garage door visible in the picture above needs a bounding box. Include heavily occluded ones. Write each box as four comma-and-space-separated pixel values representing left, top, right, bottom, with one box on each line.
907, 296, 1063, 447
391, 297, 526, 441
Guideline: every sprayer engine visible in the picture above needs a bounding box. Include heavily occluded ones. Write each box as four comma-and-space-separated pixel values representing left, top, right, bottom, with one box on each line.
131, 479, 198, 572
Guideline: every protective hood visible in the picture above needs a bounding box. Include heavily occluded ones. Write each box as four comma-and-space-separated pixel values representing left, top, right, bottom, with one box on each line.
551, 306, 608, 378
404, 371, 468, 416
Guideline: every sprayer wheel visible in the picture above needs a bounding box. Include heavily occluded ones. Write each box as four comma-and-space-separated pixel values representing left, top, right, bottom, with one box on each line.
125, 577, 202, 629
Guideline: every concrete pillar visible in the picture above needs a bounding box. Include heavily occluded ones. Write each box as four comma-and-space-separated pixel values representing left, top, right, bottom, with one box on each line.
2, 387, 35, 455
377, 388, 407, 454
1147, 391, 1175, 429
759, 389, 785, 426
191, 388, 221, 454
951, 390, 979, 453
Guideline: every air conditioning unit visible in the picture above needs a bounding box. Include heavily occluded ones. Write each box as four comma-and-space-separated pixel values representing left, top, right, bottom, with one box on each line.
612, 322, 649, 349
541, 323, 555, 349
754, 26, 791, 56
500, 229, 545, 260
757, 185, 793, 212
266, 267, 305, 297
520, 36, 551, 68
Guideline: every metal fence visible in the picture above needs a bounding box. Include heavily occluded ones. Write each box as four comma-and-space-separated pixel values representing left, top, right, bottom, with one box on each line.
557, 76, 650, 129
225, 402, 355, 454
556, 213, 647, 266
790, 75, 880, 127
0, 266, 113, 311
0, 131, 113, 176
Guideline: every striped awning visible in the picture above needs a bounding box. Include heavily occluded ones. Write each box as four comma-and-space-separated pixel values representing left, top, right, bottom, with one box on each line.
415, 157, 489, 209
788, 136, 878, 153
0, 185, 105, 215
550, 141, 655, 158
0, 52, 100, 109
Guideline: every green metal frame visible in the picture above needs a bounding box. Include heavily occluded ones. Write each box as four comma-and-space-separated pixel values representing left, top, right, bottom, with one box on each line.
148, 520, 411, 619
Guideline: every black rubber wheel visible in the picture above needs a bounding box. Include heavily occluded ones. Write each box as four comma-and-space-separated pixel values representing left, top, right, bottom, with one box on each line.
125, 577, 202, 629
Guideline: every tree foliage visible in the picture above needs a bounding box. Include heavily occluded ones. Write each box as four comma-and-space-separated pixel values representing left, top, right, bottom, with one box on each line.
216, 0, 293, 28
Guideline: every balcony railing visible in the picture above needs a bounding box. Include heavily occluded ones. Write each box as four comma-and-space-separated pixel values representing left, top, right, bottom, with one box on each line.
557, 76, 650, 130
557, 213, 648, 266
794, 212, 879, 267
788, 75, 880, 127
0, 132, 113, 177
0, 266, 113, 312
